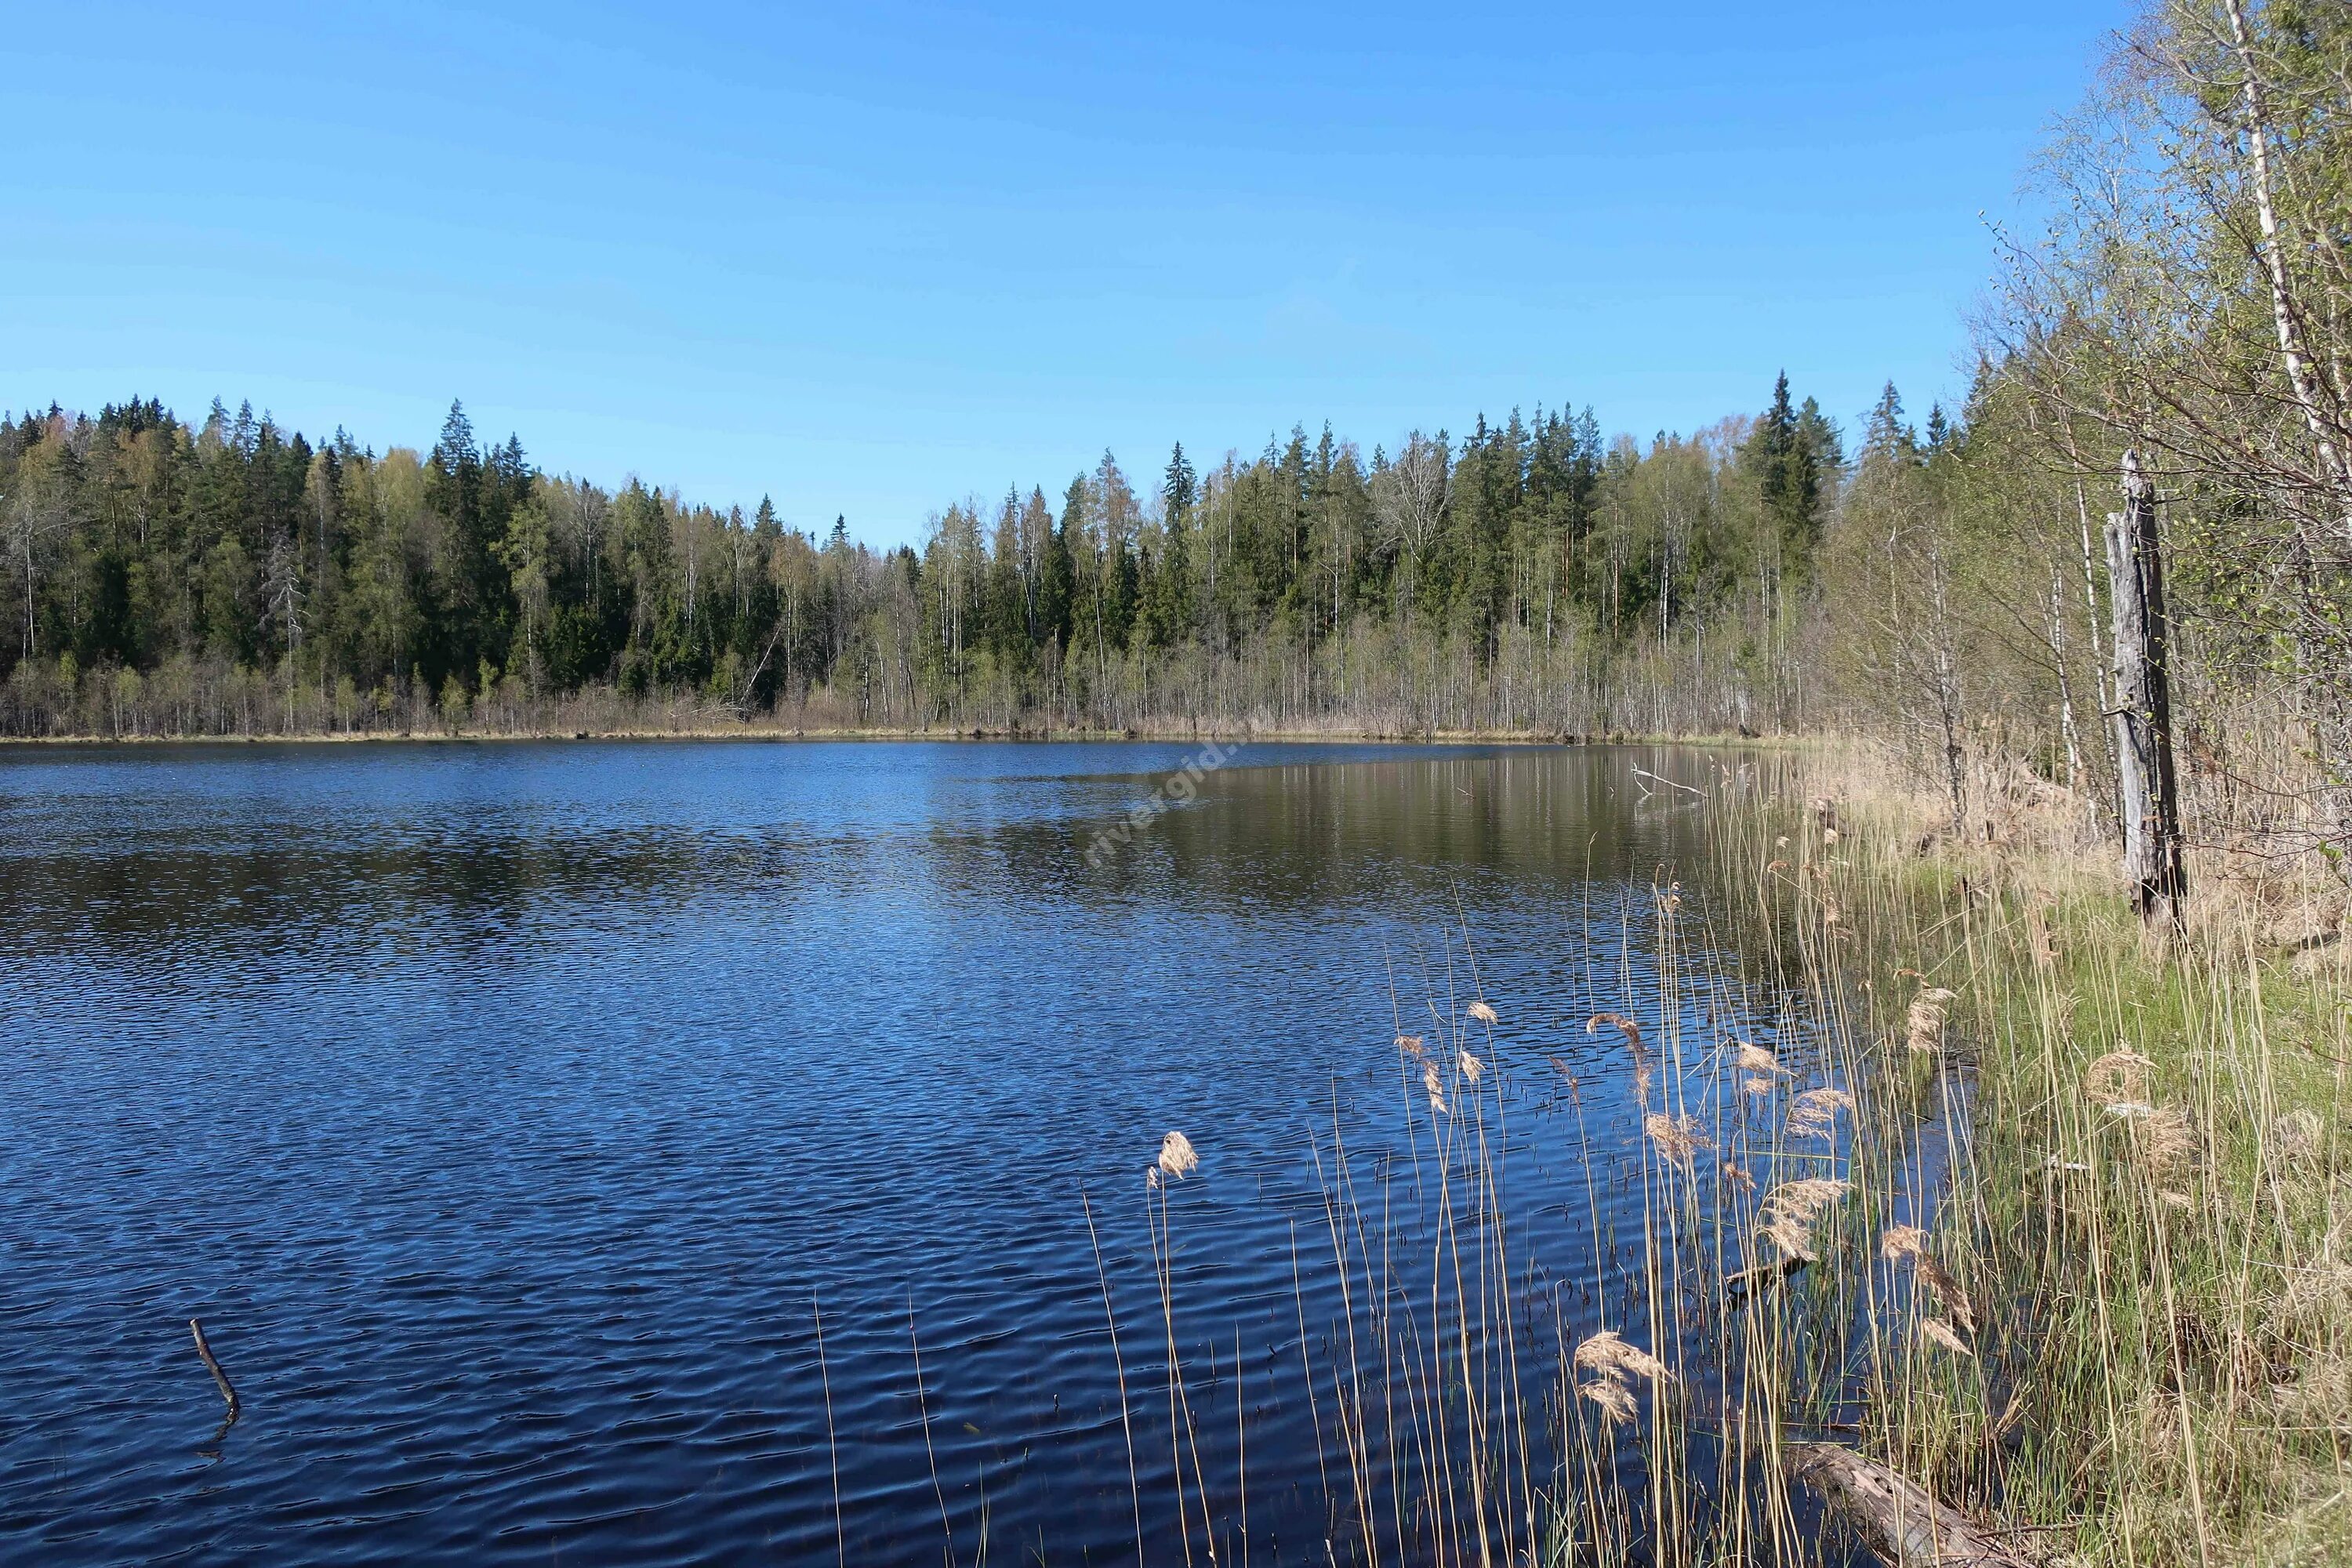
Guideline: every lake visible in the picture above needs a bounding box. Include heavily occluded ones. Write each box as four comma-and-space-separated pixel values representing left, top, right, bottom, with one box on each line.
0, 739, 1798, 1565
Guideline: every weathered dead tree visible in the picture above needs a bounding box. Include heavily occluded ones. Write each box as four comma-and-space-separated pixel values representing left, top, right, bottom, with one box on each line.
1785, 1443, 2031, 1568
2103, 451, 2187, 926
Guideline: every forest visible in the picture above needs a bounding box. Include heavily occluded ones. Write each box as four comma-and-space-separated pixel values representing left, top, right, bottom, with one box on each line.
0, 377, 1847, 736
4, 0, 2347, 861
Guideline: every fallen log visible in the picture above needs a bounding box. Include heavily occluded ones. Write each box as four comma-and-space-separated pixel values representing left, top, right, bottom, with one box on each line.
1784, 1442, 2029, 1568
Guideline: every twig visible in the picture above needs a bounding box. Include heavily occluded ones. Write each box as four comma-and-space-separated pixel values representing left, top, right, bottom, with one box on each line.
1632, 765, 1705, 797
908, 1294, 957, 1565
189, 1318, 240, 1418
815, 1294, 845, 1568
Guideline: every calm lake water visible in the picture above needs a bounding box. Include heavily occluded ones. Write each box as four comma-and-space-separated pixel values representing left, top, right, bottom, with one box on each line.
1, 739, 1800, 1565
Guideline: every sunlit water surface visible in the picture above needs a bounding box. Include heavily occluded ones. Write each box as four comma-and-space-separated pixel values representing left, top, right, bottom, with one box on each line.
2, 739, 1803, 1565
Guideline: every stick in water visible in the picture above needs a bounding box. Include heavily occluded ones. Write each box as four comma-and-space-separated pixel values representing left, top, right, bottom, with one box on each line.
190, 1319, 241, 1417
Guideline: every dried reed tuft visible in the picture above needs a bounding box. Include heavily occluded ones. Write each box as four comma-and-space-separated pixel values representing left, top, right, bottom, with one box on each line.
1882, 1225, 1976, 1330
1422, 1061, 1446, 1113
1722, 1160, 1757, 1194
1786, 1087, 1854, 1139
1395, 1033, 1426, 1058
1919, 1317, 1974, 1357
1457, 1050, 1484, 1084
1586, 1012, 1644, 1052
1906, 985, 1958, 1054
1467, 999, 1499, 1025
1580, 1374, 1638, 1424
1156, 1131, 1200, 1182
2082, 1047, 2154, 1109
1644, 1112, 1710, 1171
1733, 1040, 1786, 1098
1574, 1329, 1671, 1384
1575, 1329, 1668, 1425
2133, 1105, 2198, 1179
1758, 1177, 1851, 1261
1879, 1224, 1930, 1260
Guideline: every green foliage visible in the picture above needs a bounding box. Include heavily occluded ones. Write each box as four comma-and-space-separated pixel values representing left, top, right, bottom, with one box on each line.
0, 377, 1844, 733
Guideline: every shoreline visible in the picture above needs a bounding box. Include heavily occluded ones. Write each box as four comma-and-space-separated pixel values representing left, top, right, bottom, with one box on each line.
0, 725, 1803, 750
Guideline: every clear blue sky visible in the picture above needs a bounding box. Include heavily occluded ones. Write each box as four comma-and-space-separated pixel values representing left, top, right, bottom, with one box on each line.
6, 1, 2124, 547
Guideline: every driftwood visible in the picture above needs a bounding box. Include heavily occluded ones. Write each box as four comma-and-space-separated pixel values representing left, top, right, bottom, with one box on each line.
1784, 1442, 2030, 1568
190, 1318, 241, 1418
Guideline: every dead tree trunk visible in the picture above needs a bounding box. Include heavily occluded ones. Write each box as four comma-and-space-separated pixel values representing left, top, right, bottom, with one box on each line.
2103, 451, 2187, 927
1785, 1443, 2030, 1568
1927, 539, 1967, 837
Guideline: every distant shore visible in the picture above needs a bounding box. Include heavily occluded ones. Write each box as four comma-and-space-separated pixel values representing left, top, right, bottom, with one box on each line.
0, 724, 1797, 749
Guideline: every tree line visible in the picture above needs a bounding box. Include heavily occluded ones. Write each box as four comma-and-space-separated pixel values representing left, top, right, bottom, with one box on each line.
0, 377, 1846, 738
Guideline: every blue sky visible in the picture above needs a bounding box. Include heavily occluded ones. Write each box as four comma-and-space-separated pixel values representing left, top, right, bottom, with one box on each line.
7, 2, 2123, 547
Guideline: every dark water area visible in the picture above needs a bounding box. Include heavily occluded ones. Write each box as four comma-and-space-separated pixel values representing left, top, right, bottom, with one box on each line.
1, 739, 1816, 1565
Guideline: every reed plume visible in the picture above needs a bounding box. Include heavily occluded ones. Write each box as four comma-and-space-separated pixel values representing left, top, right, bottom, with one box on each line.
1467, 999, 1499, 1025
1574, 1329, 1670, 1384
1905, 985, 1958, 1054
1574, 1329, 1668, 1425
1881, 1225, 1976, 1331
1733, 1040, 1785, 1097
1587, 1012, 1643, 1052
1758, 1177, 1851, 1261
1580, 1374, 1638, 1424
1786, 1087, 1854, 1139
1156, 1131, 1200, 1182
1918, 1317, 1974, 1357
1644, 1112, 1708, 1171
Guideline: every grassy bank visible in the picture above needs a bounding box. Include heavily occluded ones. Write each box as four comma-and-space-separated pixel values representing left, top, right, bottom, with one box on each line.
1723, 747, 2350, 1565
1249, 741, 2347, 1564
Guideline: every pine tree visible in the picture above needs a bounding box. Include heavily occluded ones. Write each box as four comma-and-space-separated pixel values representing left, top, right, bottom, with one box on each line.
1162, 442, 1196, 521
1040, 485, 1076, 654
1740, 372, 1824, 579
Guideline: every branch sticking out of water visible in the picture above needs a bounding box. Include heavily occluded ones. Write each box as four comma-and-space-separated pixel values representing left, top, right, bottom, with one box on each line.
189, 1318, 240, 1420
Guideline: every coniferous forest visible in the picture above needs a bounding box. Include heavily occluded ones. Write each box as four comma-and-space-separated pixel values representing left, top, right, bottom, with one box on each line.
0, 379, 1846, 739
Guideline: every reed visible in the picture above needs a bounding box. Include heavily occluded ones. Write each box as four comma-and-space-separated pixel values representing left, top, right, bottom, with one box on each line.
1066, 739, 2343, 1565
